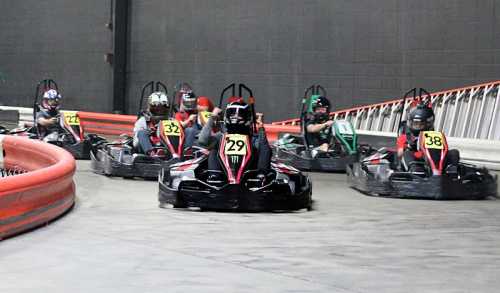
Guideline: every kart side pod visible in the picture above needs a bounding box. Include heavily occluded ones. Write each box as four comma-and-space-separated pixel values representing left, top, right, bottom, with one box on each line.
332, 120, 358, 155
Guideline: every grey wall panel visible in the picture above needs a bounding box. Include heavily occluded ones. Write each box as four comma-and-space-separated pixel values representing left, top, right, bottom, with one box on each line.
0, 0, 112, 112
127, 0, 500, 121
1, 0, 499, 121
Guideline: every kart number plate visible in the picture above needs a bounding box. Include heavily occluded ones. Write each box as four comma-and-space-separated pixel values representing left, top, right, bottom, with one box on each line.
423, 131, 444, 149
225, 134, 247, 156
335, 120, 354, 135
62, 111, 80, 125
162, 120, 181, 136
200, 111, 212, 121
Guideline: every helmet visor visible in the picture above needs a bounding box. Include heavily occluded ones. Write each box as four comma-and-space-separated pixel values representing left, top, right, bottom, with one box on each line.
409, 120, 427, 131
47, 99, 60, 106
315, 107, 328, 114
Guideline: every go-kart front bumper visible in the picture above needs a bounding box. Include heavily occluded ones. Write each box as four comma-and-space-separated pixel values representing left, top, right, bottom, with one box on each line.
347, 163, 498, 200
159, 176, 312, 212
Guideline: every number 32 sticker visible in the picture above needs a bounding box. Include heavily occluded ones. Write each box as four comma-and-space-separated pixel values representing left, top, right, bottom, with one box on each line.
423, 131, 444, 149
225, 134, 248, 155
162, 120, 181, 136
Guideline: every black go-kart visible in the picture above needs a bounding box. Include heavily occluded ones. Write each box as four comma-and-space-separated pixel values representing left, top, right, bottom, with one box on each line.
90, 81, 185, 179
347, 88, 498, 200
159, 83, 312, 211
273, 85, 358, 172
30, 79, 103, 159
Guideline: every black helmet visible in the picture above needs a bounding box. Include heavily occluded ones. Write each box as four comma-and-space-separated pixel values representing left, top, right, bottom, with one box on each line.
175, 83, 197, 112
310, 95, 330, 122
408, 103, 434, 136
224, 101, 252, 134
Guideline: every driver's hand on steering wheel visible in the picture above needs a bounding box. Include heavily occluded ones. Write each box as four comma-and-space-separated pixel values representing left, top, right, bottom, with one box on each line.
256, 113, 264, 128
212, 107, 223, 118
325, 120, 334, 127
49, 117, 58, 124
188, 114, 197, 122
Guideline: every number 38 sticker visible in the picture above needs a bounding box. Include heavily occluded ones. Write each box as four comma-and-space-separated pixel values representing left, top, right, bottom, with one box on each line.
162, 120, 181, 136
422, 131, 445, 150
225, 134, 248, 155
62, 111, 80, 125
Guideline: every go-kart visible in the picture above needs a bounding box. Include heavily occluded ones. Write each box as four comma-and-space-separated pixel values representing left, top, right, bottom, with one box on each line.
32, 79, 102, 159
159, 83, 312, 211
273, 85, 358, 172
347, 89, 498, 200
90, 81, 185, 179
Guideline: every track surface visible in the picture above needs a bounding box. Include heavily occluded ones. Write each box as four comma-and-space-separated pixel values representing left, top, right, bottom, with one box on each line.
1, 161, 500, 293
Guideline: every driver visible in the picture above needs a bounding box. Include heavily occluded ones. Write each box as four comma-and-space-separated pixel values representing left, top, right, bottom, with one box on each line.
305, 95, 334, 157
396, 102, 434, 171
175, 87, 197, 128
198, 98, 271, 184
133, 91, 170, 156
184, 96, 215, 150
36, 89, 62, 139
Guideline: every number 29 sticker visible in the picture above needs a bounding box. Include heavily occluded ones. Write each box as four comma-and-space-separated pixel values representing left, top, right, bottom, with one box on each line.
225, 134, 248, 155
422, 131, 445, 150
162, 120, 181, 136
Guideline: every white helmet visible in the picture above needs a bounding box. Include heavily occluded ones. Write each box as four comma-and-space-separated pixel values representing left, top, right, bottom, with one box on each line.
148, 91, 169, 116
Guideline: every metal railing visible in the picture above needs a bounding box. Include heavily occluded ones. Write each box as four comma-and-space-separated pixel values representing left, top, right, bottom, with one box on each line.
273, 80, 500, 140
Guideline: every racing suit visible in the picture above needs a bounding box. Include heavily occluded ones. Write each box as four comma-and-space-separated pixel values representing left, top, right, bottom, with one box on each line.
133, 116, 161, 154
304, 118, 331, 147
198, 116, 272, 174
396, 131, 423, 171
175, 111, 198, 149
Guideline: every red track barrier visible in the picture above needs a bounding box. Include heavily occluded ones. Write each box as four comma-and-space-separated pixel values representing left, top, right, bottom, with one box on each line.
0, 135, 76, 239
78, 111, 135, 137
76, 111, 301, 142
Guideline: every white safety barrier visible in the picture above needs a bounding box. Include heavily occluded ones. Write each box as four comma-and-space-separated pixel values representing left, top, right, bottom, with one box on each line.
0, 106, 33, 127
345, 81, 500, 140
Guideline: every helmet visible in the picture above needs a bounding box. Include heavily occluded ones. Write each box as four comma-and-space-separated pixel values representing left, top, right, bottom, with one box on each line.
224, 101, 252, 134
408, 103, 434, 136
41, 89, 61, 112
180, 91, 197, 112
148, 91, 169, 116
197, 96, 214, 111
310, 95, 330, 122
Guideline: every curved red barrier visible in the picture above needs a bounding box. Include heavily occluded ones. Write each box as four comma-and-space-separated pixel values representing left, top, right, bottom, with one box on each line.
0, 135, 76, 239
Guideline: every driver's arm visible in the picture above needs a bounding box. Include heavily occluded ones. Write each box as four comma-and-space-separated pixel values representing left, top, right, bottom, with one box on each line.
396, 135, 406, 158
198, 116, 218, 148
133, 117, 148, 133
37, 113, 57, 127
307, 121, 331, 133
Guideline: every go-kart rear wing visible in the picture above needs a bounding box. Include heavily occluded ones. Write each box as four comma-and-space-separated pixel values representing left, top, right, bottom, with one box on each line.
300, 84, 327, 149
219, 83, 257, 134
32, 79, 59, 128
398, 87, 432, 135
138, 81, 172, 118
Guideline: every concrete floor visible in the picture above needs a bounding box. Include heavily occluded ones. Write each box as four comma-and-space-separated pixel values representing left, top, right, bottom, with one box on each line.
1, 161, 500, 293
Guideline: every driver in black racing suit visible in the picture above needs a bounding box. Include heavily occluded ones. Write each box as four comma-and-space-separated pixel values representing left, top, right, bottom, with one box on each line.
198, 98, 271, 184
304, 95, 336, 158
